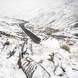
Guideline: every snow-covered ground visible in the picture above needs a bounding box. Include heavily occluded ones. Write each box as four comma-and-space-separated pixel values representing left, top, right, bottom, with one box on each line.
0, 0, 78, 78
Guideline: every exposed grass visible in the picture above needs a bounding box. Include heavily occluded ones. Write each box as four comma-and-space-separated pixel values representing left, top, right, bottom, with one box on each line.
60, 43, 70, 52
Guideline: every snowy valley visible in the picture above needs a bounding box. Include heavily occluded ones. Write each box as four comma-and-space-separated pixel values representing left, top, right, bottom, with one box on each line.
0, 0, 78, 78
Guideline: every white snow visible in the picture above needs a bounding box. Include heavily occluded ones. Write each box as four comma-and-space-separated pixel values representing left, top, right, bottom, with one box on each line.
41, 38, 60, 49
0, 0, 78, 78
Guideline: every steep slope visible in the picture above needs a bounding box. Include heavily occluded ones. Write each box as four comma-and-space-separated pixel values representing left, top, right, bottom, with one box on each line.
30, 0, 78, 30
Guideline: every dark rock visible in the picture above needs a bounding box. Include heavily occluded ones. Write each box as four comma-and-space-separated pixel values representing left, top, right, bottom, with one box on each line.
51, 35, 70, 39
43, 27, 59, 35
3, 41, 10, 46
74, 33, 78, 37
73, 23, 78, 28
19, 23, 41, 44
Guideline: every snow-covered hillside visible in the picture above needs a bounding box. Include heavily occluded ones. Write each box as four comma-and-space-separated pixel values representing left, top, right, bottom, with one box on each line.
0, 0, 78, 78
29, 0, 78, 29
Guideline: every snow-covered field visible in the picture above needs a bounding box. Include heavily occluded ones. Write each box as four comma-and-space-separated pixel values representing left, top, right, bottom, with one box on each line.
0, 0, 78, 78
